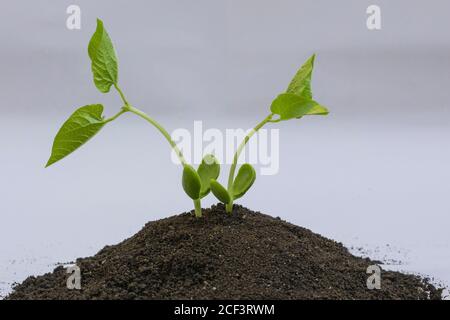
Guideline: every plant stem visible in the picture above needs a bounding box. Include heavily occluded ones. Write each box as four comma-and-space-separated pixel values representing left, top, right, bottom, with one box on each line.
103, 108, 127, 124
225, 113, 274, 213
114, 84, 187, 166
194, 199, 202, 218
126, 105, 203, 216
125, 105, 187, 166
113, 84, 202, 216
114, 83, 130, 106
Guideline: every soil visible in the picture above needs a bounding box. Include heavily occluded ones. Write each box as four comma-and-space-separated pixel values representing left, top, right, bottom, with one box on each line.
6, 204, 442, 300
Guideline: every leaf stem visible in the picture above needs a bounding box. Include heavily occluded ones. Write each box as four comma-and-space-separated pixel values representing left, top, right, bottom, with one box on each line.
225, 113, 274, 213
103, 108, 127, 124
114, 83, 129, 106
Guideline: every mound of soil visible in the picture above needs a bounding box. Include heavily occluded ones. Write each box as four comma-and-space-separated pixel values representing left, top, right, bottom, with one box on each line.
7, 204, 442, 300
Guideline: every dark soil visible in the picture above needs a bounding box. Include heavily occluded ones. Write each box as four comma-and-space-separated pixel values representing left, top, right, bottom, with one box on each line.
7, 204, 442, 300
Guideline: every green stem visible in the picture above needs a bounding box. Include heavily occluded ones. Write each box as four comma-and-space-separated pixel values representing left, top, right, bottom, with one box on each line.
114, 83, 130, 106
126, 106, 202, 215
113, 84, 201, 215
125, 105, 187, 166
225, 202, 234, 214
103, 108, 127, 124
114, 84, 187, 165
194, 199, 202, 218
226, 113, 274, 213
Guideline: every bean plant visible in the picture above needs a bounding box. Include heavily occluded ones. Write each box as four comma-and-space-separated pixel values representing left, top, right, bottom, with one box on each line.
45, 19, 218, 217
46, 19, 328, 218
207, 54, 329, 213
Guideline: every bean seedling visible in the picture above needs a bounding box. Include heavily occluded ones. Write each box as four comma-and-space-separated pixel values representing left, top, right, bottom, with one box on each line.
208, 54, 329, 213
46, 19, 328, 218
45, 19, 218, 217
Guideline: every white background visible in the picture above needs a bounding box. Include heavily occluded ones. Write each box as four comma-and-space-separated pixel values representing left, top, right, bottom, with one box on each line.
1, 0, 449, 298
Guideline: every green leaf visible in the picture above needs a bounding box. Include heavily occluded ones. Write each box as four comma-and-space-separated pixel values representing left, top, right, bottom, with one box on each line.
286, 54, 315, 99
46, 104, 106, 167
304, 104, 329, 116
210, 179, 231, 204
232, 164, 256, 200
270, 93, 321, 121
197, 154, 220, 198
182, 165, 201, 200
88, 19, 118, 93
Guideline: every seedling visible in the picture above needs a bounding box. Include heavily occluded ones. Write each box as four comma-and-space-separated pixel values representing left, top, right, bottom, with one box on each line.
45, 19, 217, 217
181, 154, 220, 217
209, 54, 329, 213
46, 19, 328, 218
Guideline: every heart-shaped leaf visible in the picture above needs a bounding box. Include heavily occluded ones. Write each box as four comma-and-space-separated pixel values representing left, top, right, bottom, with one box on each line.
46, 104, 106, 167
197, 154, 220, 198
182, 164, 201, 200
271, 93, 324, 121
286, 54, 315, 99
232, 163, 256, 199
88, 19, 118, 93
210, 179, 231, 204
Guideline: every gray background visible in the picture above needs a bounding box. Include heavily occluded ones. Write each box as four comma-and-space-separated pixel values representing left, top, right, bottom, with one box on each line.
1, 0, 449, 297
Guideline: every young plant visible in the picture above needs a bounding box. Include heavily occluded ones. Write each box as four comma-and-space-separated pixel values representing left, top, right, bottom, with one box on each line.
210, 54, 329, 213
45, 19, 214, 217
181, 154, 220, 216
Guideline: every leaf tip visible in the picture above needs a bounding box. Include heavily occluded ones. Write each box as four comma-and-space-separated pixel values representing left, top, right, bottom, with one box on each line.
307, 53, 316, 69
309, 104, 329, 116
45, 158, 54, 168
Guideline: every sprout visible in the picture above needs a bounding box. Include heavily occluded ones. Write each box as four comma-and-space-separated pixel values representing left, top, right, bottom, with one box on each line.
209, 54, 329, 213
181, 154, 220, 217
45, 19, 329, 218
45, 19, 215, 217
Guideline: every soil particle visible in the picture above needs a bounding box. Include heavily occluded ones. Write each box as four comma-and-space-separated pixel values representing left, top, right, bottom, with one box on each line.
6, 204, 442, 300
